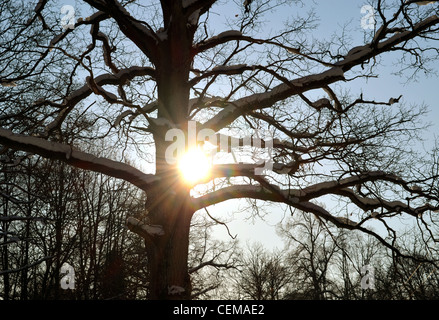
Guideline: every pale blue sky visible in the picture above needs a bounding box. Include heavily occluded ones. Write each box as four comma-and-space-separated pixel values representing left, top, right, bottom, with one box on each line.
55, 0, 438, 249
205, 0, 439, 250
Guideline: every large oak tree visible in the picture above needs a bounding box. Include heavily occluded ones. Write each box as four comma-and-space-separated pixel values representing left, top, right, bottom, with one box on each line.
0, 0, 438, 299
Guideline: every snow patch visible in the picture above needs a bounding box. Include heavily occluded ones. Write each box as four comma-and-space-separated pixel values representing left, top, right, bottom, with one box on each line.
212, 30, 243, 40
212, 64, 247, 72
335, 216, 358, 226
150, 117, 173, 128
0, 128, 159, 189
168, 285, 185, 295
188, 9, 201, 25
126, 217, 165, 236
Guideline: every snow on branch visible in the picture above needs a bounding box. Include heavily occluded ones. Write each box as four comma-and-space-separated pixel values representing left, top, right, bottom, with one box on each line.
190, 181, 436, 259
297, 171, 405, 200
198, 14, 439, 133
191, 171, 437, 218
202, 67, 345, 132
39, 66, 155, 134
86, 75, 119, 103
195, 30, 243, 52
293, 200, 432, 260
335, 188, 438, 218
211, 64, 248, 73
209, 161, 300, 180
126, 217, 165, 238
189, 175, 438, 260
191, 185, 297, 210
98, 0, 159, 60
338, 14, 439, 69
0, 128, 159, 191
168, 285, 185, 296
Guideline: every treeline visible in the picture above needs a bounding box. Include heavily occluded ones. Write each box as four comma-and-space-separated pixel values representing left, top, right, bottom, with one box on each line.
0, 144, 238, 300
0, 147, 149, 299
213, 211, 439, 300
1, 152, 438, 300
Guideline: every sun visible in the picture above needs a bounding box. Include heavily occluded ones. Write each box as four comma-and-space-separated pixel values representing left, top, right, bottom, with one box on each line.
178, 147, 211, 185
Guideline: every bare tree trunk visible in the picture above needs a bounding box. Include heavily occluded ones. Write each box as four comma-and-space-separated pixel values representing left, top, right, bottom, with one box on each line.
146, 95, 194, 299
145, 187, 194, 299
142, 9, 195, 298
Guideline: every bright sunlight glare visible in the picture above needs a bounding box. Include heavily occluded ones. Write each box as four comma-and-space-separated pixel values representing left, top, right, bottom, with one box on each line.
178, 147, 211, 185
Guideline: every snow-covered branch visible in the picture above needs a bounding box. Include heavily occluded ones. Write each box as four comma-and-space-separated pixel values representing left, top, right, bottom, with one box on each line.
126, 217, 165, 239
191, 171, 438, 216
337, 14, 439, 70
84, 0, 159, 61
0, 128, 159, 192
182, 0, 218, 16
191, 185, 293, 210
38, 66, 155, 134
335, 188, 438, 218
198, 14, 439, 132
207, 161, 301, 180
191, 183, 358, 229
191, 179, 437, 260
202, 67, 345, 132
194, 30, 244, 52
297, 171, 405, 200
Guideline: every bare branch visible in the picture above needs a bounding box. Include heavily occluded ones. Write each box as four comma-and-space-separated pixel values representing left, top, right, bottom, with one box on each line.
84, 0, 160, 62
0, 256, 54, 276
0, 128, 159, 191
